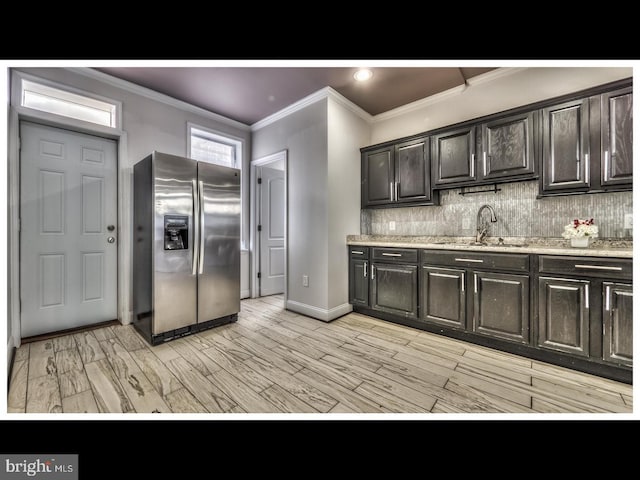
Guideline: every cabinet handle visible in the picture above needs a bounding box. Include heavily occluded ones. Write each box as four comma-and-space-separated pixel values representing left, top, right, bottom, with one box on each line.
364, 261, 368, 278
471, 153, 475, 177
371, 265, 376, 280
454, 258, 483, 263
603, 151, 609, 180
390, 182, 394, 201
474, 274, 478, 294
585, 153, 590, 181
483, 152, 487, 176
351, 250, 364, 255
382, 253, 402, 257
461, 272, 465, 292
585, 284, 589, 310
604, 285, 610, 312
574, 264, 622, 271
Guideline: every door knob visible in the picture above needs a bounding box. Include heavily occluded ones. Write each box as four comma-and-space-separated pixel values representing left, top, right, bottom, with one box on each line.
107, 236, 116, 244
107, 225, 115, 231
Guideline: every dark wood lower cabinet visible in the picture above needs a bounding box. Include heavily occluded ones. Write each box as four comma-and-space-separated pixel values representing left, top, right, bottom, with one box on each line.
603, 282, 633, 367
349, 258, 369, 307
420, 266, 466, 329
537, 277, 590, 357
473, 271, 529, 344
371, 262, 418, 319
348, 247, 631, 383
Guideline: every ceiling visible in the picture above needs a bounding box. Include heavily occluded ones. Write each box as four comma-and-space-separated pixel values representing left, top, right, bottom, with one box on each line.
95, 66, 498, 125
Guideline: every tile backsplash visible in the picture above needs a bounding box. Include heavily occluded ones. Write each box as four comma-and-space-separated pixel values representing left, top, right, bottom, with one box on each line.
361, 180, 633, 239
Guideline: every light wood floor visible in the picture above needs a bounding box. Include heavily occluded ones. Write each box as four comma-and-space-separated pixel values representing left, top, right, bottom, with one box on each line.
7, 295, 633, 415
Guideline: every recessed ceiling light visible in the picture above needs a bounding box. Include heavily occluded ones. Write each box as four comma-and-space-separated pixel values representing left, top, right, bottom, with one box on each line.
353, 68, 373, 82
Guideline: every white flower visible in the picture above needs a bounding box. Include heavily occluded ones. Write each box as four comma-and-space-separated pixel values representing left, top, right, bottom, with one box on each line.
561, 219, 599, 239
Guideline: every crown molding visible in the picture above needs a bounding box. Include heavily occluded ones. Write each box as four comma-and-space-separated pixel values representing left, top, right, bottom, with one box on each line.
251, 86, 372, 131
371, 67, 527, 123
64, 67, 251, 131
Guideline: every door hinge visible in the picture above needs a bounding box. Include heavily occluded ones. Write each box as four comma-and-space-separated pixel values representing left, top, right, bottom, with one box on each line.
258, 225, 262, 232
257, 177, 262, 184
257, 272, 261, 279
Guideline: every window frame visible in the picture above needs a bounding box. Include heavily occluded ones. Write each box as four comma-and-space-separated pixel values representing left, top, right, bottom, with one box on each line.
187, 122, 243, 169
12, 70, 122, 129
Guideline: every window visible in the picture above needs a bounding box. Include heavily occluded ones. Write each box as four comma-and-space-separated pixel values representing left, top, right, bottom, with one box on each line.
189, 125, 241, 168
20, 78, 118, 128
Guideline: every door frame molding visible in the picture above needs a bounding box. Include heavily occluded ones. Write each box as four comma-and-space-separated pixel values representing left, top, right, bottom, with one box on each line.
8, 106, 128, 350
250, 150, 287, 300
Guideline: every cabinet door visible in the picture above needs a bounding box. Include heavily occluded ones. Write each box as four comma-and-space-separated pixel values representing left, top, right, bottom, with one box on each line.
432, 126, 476, 185
473, 272, 529, 344
601, 88, 632, 187
349, 258, 369, 307
420, 266, 466, 329
395, 137, 431, 203
362, 146, 394, 206
371, 262, 418, 319
480, 111, 535, 181
538, 277, 590, 357
541, 99, 590, 192
602, 282, 632, 367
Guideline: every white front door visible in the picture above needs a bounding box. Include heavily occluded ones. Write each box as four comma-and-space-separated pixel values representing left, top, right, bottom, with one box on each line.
20, 122, 118, 337
258, 165, 285, 296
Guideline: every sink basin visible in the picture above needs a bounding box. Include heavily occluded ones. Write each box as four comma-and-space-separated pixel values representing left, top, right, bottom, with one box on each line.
428, 240, 528, 248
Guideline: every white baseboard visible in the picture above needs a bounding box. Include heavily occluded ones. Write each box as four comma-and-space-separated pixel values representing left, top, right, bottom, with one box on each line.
7, 336, 16, 378
241, 289, 251, 299
286, 299, 353, 322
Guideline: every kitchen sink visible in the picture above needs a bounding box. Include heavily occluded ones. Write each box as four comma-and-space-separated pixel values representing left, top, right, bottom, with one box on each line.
429, 241, 528, 248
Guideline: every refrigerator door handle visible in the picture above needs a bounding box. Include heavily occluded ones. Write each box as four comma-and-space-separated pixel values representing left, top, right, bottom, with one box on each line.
192, 179, 199, 275
198, 180, 205, 275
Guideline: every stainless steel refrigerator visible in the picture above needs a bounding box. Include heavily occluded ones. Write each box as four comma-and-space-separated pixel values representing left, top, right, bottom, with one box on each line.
133, 151, 241, 345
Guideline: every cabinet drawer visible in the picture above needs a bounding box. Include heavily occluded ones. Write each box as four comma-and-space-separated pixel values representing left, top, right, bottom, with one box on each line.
538, 255, 632, 280
349, 246, 369, 259
422, 250, 529, 272
372, 247, 418, 263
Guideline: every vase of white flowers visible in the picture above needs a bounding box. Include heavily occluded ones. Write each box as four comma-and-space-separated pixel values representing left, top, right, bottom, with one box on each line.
562, 218, 598, 248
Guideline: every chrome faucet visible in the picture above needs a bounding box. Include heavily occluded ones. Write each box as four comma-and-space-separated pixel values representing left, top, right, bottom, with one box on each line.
476, 204, 497, 244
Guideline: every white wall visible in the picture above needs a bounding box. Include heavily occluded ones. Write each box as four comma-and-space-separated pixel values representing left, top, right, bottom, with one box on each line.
251, 100, 330, 317
251, 94, 369, 321
9, 67, 252, 326
370, 67, 633, 144
327, 97, 370, 310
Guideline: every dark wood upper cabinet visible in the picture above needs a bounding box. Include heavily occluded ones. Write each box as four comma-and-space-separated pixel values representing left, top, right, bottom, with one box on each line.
540, 85, 632, 196
362, 136, 436, 208
601, 87, 633, 187
432, 111, 537, 188
480, 111, 536, 181
395, 137, 431, 203
432, 126, 476, 186
541, 98, 590, 192
362, 146, 394, 206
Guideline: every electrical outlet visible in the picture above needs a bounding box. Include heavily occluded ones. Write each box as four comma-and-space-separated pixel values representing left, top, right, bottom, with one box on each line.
624, 213, 633, 230
302, 275, 309, 287
462, 218, 471, 230
389, 221, 396, 231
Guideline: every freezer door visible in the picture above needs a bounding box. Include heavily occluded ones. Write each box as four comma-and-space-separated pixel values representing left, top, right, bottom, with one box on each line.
197, 162, 241, 322
153, 152, 198, 335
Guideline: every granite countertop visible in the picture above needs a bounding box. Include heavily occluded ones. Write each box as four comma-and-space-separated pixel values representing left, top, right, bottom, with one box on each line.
346, 235, 633, 258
